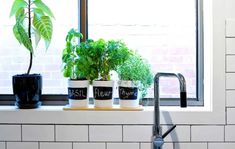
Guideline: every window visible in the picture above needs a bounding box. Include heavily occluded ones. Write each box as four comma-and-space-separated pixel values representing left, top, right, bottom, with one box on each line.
0, 0, 203, 106
83, 0, 204, 105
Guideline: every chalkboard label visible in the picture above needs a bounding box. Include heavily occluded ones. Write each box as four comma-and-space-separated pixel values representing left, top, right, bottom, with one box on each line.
93, 87, 113, 100
68, 87, 87, 100
119, 87, 138, 100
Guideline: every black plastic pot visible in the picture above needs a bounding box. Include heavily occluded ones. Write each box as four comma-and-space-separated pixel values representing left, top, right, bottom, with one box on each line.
12, 74, 42, 109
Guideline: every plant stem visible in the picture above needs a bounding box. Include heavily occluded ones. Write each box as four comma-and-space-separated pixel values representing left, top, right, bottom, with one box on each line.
27, 53, 33, 74
27, 0, 33, 75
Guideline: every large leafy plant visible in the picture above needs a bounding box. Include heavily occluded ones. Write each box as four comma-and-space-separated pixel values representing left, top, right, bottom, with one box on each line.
62, 29, 83, 80
117, 53, 153, 98
10, 0, 54, 74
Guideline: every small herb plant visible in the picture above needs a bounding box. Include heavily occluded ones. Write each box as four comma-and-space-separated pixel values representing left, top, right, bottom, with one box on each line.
62, 29, 84, 80
100, 40, 131, 81
117, 53, 153, 98
10, 0, 54, 74
77, 39, 131, 81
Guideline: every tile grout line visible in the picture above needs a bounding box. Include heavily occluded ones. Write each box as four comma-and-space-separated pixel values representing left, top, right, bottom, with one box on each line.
54, 125, 56, 142
21, 124, 23, 142
224, 125, 226, 142
122, 125, 124, 142
225, 107, 228, 125
190, 125, 192, 142
88, 125, 90, 142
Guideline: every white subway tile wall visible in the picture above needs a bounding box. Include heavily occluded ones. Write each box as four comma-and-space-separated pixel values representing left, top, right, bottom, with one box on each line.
226, 90, 235, 107
55, 125, 88, 141
226, 38, 235, 54
40, 142, 72, 149
73, 143, 106, 149
123, 125, 152, 142
162, 125, 190, 142
225, 125, 235, 141
89, 125, 122, 142
227, 55, 235, 72
208, 143, 235, 149
0, 142, 5, 149
22, 125, 54, 141
140, 143, 174, 149
226, 73, 235, 89
106, 143, 139, 149
174, 143, 207, 149
0, 125, 21, 141
226, 13, 235, 149
227, 108, 235, 124
191, 126, 224, 142
7, 142, 38, 149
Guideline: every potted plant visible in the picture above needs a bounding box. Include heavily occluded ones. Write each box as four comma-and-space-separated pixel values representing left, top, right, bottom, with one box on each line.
83, 39, 130, 108
62, 29, 91, 108
117, 53, 153, 108
10, 0, 54, 108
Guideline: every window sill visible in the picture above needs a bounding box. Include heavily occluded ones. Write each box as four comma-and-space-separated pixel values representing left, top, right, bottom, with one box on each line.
0, 105, 225, 125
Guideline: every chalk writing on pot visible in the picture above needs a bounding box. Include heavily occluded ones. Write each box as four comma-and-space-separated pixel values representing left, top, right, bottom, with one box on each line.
93, 87, 113, 100
68, 88, 87, 100
119, 87, 138, 100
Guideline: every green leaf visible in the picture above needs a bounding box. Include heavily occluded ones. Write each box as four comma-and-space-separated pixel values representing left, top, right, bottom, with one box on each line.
63, 66, 72, 78
15, 8, 25, 22
16, 23, 33, 52
33, 28, 41, 48
33, 0, 55, 18
10, 0, 27, 17
33, 15, 53, 49
13, 24, 22, 44
32, 8, 45, 17
44, 39, 50, 50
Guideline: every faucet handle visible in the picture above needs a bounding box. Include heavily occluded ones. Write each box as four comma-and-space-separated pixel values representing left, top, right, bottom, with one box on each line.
180, 91, 187, 107
162, 125, 176, 139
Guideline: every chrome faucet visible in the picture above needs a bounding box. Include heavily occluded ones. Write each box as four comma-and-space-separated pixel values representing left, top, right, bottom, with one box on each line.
153, 73, 187, 149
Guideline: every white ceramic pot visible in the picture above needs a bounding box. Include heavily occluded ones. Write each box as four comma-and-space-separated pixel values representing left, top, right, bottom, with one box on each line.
68, 80, 89, 108
93, 80, 114, 108
118, 80, 140, 108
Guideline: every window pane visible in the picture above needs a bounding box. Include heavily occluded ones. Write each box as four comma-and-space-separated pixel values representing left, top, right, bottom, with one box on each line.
0, 0, 78, 94
88, 0, 197, 98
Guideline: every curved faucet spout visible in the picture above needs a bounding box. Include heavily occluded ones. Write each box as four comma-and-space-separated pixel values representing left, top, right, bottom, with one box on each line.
153, 72, 187, 149
154, 72, 187, 110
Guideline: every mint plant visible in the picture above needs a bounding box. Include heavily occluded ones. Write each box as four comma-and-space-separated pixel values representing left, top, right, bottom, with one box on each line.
10, 0, 54, 74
